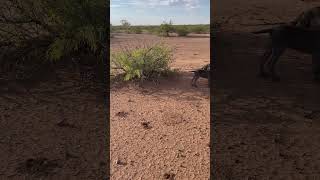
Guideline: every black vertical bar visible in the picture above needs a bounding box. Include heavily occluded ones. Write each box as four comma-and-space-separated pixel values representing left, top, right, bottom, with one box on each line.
210, 0, 215, 179
104, 0, 110, 179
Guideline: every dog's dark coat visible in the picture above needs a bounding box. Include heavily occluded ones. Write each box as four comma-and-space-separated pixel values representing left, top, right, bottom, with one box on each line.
191, 64, 210, 87
253, 25, 320, 81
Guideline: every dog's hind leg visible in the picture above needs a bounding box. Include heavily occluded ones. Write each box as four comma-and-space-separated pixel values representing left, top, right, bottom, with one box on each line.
191, 73, 200, 87
269, 47, 285, 81
259, 45, 273, 78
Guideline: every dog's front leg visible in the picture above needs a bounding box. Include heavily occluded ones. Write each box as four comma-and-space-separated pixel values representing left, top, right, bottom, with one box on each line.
269, 47, 285, 81
259, 46, 272, 78
192, 73, 200, 87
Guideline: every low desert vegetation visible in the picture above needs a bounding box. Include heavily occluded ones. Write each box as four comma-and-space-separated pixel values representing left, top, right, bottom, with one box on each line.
157, 21, 174, 37
110, 19, 209, 36
189, 25, 210, 34
120, 19, 131, 33
130, 26, 143, 34
174, 26, 190, 36
110, 42, 176, 81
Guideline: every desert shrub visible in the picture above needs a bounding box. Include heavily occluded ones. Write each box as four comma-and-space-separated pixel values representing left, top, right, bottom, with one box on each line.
189, 25, 210, 34
111, 43, 174, 81
120, 19, 131, 33
146, 26, 159, 34
130, 26, 143, 34
111, 25, 122, 33
157, 21, 174, 37
175, 26, 190, 36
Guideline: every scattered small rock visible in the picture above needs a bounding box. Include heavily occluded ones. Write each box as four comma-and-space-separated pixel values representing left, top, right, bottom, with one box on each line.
141, 122, 152, 129
116, 159, 127, 166
130, 160, 135, 166
116, 111, 129, 118
56, 118, 77, 128
164, 172, 175, 179
180, 164, 186, 168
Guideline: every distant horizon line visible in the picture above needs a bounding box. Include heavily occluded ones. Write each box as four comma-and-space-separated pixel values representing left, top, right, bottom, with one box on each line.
111, 23, 210, 26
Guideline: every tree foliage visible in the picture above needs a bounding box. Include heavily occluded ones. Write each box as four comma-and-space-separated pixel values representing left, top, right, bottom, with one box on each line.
175, 26, 190, 36
120, 19, 131, 33
158, 20, 174, 37
0, 0, 108, 63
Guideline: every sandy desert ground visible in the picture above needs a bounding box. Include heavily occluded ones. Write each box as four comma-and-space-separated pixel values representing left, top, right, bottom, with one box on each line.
110, 33, 210, 179
0, 68, 108, 179
213, 0, 320, 179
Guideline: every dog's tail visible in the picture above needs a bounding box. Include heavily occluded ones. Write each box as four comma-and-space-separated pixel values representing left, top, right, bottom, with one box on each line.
252, 28, 273, 34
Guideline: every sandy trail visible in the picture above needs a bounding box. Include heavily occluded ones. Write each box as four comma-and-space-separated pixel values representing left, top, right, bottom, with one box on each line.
110, 33, 210, 179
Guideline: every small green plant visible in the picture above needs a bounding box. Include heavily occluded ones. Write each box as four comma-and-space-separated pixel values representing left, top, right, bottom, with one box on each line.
158, 20, 174, 37
190, 25, 209, 34
130, 26, 143, 34
175, 26, 190, 36
148, 27, 159, 35
111, 43, 174, 81
120, 19, 131, 33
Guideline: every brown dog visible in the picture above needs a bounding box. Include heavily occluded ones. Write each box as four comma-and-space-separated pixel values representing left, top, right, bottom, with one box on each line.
253, 25, 320, 81
191, 64, 210, 87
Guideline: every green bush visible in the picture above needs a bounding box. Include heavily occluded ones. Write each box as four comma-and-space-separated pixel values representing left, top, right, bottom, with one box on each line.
120, 19, 131, 33
130, 27, 143, 34
149, 27, 160, 35
157, 21, 174, 37
175, 26, 190, 36
189, 25, 209, 34
111, 43, 174, 81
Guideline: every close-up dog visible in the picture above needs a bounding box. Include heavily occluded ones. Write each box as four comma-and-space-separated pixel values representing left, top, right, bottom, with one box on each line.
291, 6, 320, 28
253, 25, 320, 81
191, 64, 210, 87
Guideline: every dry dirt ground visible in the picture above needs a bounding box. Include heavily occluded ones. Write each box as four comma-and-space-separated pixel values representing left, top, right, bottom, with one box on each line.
213, 0, 320, 179
110, 33, 210, 179
0, 68, 108, 179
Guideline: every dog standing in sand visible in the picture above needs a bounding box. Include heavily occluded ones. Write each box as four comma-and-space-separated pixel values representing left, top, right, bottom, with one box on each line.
191, 64, 210, 87
253, 25, 320, 81
253, 7, 320, 81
